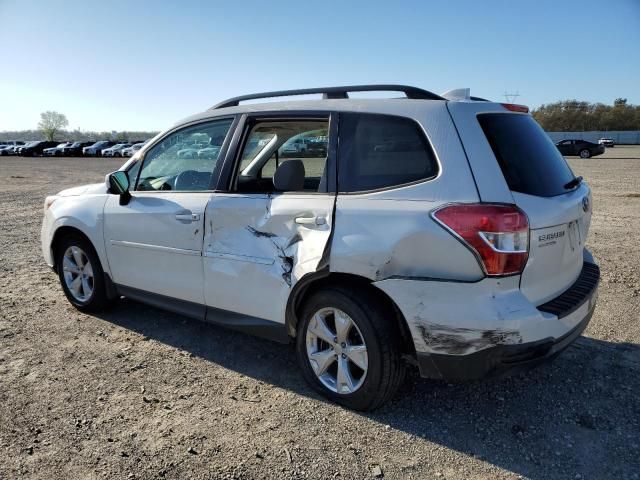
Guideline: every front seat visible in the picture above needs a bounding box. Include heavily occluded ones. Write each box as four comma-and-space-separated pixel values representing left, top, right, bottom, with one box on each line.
273, 159, 305, 191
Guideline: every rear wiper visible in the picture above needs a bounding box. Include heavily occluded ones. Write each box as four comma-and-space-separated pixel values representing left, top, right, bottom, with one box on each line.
564, 176, 583, 190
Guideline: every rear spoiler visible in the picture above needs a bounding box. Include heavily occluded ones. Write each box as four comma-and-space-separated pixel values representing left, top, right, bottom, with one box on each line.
442, 88, 527, 112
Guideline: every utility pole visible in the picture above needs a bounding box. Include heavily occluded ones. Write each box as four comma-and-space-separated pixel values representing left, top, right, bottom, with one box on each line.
503, 91, 521, 103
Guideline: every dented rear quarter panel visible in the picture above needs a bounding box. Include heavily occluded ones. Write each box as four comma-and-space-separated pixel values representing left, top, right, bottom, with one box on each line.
329, 103, 484, 282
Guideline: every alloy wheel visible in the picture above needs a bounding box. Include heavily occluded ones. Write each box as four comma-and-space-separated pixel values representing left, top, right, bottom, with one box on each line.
62, 246, 94, 302
305, 307, 368, 394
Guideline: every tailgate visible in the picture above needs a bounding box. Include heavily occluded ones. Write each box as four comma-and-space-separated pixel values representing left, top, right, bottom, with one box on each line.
513, 186, 592, 304
447, 102, 592, 305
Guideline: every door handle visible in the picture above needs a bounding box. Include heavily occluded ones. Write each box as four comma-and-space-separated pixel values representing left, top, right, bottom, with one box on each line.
295, 215, 326, 226
175, 212, 200, 222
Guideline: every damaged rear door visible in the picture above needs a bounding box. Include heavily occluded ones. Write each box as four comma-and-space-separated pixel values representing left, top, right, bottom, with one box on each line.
203, 113, 337, 325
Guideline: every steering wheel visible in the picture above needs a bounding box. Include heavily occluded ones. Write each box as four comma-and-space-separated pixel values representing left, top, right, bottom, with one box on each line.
174, 170, 209, 190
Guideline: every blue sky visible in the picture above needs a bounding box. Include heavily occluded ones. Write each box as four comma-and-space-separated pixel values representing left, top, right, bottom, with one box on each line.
1, 0, 639, 132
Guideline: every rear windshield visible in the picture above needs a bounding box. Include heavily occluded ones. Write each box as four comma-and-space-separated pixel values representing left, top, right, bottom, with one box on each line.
478, 113, 575, 197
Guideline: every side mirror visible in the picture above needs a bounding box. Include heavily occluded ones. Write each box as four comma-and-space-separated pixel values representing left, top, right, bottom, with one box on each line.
108, 171, 132, 205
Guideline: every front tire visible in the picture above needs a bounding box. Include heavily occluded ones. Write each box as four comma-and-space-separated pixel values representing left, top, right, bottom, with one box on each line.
296, 287, 405, 411
580, 149, 591, 158
55, 234, 110, 312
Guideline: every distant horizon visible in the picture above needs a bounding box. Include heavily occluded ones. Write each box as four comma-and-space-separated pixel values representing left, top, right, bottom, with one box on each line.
2, 96, 638, 136
1, 0, 639, 132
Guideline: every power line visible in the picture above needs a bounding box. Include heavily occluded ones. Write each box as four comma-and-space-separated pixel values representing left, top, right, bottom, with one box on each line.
503, 91, 521, 103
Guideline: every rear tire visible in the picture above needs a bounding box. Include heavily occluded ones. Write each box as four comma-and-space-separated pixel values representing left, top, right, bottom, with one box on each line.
55, 234, 111, 312
296, 286, 405, 411
580, 149, 591, 158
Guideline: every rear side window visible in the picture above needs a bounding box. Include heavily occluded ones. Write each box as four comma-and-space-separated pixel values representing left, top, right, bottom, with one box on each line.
338, 113, 438, 192
478, 113, 575, 197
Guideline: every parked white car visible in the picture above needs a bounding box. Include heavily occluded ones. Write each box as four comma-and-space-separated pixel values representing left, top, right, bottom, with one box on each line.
102, 143, 132, 157
197, 146, 221, 159
177, 142, 207, 158
0, 142, 25, 155
121, 142, 148, 157
43, 142, 72, 156
598, 137, 614, 148
41, 85, 600, 410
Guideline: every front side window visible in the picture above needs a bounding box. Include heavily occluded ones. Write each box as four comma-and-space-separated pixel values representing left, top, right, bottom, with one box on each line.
136, 118, 233, 191
235, 119, 329, 193
338, 113, 438, 192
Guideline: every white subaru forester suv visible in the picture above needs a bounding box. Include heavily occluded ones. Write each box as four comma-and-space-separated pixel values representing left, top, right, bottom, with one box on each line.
42, 85, 599, 410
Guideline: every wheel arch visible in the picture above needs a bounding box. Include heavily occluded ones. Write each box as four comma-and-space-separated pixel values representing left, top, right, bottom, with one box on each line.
50, 225, 118, 300
285, 270, 416, 356
50, 226, 95, 272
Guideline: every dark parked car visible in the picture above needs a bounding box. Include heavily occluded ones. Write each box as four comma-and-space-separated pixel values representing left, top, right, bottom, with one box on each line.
62, 141, 93, 156
20, 141, 59, 157
555, 139, 605, 159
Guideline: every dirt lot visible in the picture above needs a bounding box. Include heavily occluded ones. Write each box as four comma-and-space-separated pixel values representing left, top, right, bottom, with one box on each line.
1, 147, 639, 480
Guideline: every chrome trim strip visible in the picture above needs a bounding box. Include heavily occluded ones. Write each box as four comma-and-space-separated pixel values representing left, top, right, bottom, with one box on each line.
203, 251, 274, 265
110, 240, 201, 256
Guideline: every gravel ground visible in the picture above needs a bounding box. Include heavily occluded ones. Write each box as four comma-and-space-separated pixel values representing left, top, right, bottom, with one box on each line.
1, 147, 639, 480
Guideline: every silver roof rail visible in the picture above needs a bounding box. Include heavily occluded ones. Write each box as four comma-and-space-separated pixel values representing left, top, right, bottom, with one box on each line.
211, 84, 445, 109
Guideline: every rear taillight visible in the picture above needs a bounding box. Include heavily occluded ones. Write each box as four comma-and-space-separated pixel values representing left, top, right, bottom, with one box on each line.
432, 204, 529, 276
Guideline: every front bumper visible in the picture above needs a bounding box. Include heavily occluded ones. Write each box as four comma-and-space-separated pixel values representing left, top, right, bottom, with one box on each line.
374, 253, 599, 381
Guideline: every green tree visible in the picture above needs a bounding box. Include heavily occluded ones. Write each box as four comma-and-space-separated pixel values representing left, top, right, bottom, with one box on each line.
532, 99, 640, 132
115, 131, 129, 142
38, 111, 69, 141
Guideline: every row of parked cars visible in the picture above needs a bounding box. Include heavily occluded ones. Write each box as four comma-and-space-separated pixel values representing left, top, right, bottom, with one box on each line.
0, 140, 150, 157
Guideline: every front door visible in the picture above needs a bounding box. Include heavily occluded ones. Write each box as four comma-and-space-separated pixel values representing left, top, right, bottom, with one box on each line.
203, 114, 336, 324
103, 117, 235, 304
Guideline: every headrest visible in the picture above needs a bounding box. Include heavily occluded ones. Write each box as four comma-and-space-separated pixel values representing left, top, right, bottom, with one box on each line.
273, 159, 305, 191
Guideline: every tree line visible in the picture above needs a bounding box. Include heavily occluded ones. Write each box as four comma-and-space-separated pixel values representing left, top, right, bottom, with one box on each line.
0, 128, 159, 143
0, 112, 158, 142
2, 101, 639, 142
532, 98, 640, 132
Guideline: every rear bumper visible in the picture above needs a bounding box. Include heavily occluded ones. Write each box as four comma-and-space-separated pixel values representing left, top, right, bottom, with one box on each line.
416, 304, 594, 380
374, 252, 599, 381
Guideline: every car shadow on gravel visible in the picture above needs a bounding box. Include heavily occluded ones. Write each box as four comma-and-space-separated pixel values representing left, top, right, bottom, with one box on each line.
97, 299, 640, 480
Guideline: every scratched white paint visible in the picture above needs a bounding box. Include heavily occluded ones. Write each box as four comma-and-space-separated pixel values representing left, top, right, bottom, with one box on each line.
374, 271, 595, 356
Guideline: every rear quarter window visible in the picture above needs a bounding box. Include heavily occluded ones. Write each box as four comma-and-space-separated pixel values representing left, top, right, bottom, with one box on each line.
478, 113, 575, 197
338, 113, 438, 192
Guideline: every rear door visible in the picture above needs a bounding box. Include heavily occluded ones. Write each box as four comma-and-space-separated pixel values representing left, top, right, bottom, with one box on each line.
202, 113, 336, 324
448, 103, 592, 305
